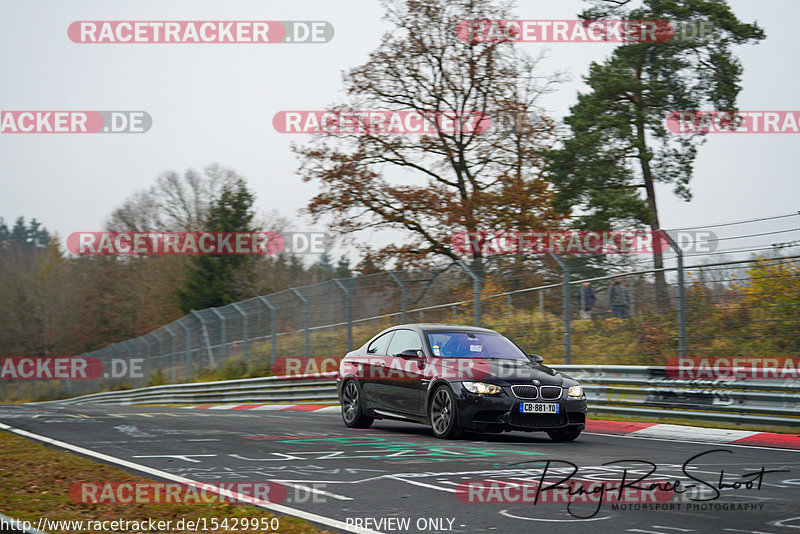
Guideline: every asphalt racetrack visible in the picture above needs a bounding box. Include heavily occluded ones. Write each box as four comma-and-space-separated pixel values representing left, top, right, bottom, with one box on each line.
1, 404, 798, 534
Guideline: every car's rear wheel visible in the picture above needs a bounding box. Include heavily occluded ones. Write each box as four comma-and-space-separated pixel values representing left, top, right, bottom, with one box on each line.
547, 427, 581, 442
341, 380, 374, 429
429, 385, 462, 439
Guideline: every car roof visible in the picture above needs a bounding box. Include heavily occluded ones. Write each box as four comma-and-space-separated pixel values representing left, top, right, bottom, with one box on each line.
376, 323, 501, 335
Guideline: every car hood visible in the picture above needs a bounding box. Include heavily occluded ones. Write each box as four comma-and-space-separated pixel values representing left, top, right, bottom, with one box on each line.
433, 357, 577, 386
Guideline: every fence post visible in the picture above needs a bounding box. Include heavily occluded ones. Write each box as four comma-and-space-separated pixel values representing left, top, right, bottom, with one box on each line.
209, 308, 227, 362
388, 272, 408, 323
134, 339, 146, 388
190, 310, 215, 368
142, 335, 156, 384
539, 289, 544, 317
456, 260, 481, 326
177, 319, 191, 379
334, 279, 353, 351
549, 253, 571, 364
290, 288, 310, 357
661, 231, 687, 359
152, 331, 166, 382
258, 296, 278, 363
121, 340, 138, 386
231, 303, 248, 363
163, 325, 177, 382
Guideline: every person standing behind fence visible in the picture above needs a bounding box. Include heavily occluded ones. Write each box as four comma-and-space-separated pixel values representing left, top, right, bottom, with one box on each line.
574, 281, 595, 319
609, 277, 631, 318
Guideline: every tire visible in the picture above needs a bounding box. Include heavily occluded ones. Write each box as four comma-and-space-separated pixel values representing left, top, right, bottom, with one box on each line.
429, 385, 463, 439
547, 427, 581, 442
341, 380, 374, 429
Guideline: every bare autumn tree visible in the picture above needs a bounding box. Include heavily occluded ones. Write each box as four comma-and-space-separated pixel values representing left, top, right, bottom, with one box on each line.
106, 163, 242, 233
294, 0, 566, 283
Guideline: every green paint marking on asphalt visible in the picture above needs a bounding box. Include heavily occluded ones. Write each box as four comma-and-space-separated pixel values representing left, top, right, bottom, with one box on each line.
276, 436, 545, 458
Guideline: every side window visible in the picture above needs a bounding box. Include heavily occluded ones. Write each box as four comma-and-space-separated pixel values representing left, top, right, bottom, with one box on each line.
367, 332, 393, 355
386, 329, 422, 356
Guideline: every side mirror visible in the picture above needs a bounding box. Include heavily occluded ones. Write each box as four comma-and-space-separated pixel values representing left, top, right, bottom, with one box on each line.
398, 349, 424, 359
528, 353, 544, 363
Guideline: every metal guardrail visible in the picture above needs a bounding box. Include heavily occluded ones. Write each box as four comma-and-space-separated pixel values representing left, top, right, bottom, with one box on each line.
559, 365, 800, 427
38, 366, 800, 427
37, 373, 339, 406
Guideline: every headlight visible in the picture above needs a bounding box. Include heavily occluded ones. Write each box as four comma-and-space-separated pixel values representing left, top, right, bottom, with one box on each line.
463, 382, 502, 395
568, 385, 584, 397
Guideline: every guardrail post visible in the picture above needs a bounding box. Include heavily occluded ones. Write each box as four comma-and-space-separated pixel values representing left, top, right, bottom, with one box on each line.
549, 253, 571, 364
334, 279, 353, 350
456, 260, 481, 326
661, 231, 687, 359
258, 296, 278, 363
388, 271, 408, 323
231, 303, 249, 363
290, 288, 310, 357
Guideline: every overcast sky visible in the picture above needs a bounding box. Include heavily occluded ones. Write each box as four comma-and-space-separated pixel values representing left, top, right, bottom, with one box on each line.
0, 0, 797, 261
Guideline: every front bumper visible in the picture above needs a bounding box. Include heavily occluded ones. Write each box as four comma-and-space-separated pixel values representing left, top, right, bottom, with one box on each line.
453, 384, 587, 433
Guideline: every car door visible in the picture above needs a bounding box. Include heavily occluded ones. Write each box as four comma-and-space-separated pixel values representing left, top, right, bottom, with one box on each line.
358, 330, 394, 409
382, 329, 426, 416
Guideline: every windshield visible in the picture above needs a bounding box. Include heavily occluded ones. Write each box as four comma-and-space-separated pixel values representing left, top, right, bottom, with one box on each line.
426, 332, 528, 360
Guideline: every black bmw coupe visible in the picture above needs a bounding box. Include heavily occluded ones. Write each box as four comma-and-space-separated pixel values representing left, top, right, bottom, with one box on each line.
336, 323, 587, 441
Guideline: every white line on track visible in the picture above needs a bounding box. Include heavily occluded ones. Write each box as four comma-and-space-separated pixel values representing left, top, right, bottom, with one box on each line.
0, 422, 383, 534
585, 432, 800, 453
499, 509, 610, 522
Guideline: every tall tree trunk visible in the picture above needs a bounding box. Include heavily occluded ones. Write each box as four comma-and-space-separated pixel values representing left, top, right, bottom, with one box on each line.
632, 61, 671, 312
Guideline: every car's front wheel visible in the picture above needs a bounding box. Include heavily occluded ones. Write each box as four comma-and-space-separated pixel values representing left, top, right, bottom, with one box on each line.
547, 427, 581, 442
341, 380, 374, 429
429, 385, 462, 439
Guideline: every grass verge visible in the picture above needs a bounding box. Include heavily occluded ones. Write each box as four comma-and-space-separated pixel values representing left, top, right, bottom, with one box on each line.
0, 431, 330, 534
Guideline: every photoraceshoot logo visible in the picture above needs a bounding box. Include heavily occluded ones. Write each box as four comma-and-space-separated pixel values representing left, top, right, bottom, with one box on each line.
68, 21, 333, 44
0, 111, 151, 133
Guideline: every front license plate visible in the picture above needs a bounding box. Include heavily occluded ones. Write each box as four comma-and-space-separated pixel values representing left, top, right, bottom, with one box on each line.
519, 402, 559, 414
